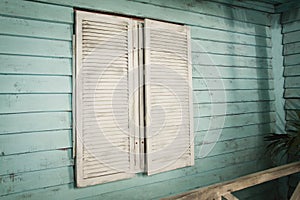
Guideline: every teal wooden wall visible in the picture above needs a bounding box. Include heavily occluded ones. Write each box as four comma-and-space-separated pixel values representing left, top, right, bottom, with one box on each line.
282, 7, 300, 197
0, 0, 276, 199
282, 7, 300, 130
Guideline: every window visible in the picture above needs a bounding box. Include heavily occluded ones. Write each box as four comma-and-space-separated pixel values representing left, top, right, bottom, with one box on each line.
74, 10, 193, 187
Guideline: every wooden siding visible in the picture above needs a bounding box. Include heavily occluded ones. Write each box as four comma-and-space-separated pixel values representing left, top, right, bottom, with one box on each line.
0, 0, 275, 199
282, 7, 300, 196
282, 7, 300, 130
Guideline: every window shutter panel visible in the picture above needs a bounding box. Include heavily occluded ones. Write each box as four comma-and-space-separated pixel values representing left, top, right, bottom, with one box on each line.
144, 19, 194, 175
75, 11, 135, 187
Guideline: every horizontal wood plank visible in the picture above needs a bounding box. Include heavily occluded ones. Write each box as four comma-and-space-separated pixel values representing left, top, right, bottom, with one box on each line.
0, 94, 71, 114
194, 101, 275, 117
0, 149, 73, 175
282, 20, 300, 33
193, 66, 273, 79
0, 35, 71, 58
195, 123, 273, 144
0, 0, 73, 23
192, 79, 274, 90
282, 7, 300, 23
0, 15, 72, 40
0, 112, 71, 134
192, 53, 271, 68
194, 112, 275, 131
0, 166, 73, 196
285, 77, 300, 88
0, 54, 71, 75
192, 40, 272, 58
284, 53, 300, 66
195, 135, 266, 158
210, 0, 274, 13
193, 90, 274, 103
129, 0, 271, 26
283, 31, 300, 44
283, 42, 300, 55
0, 129, 71, 156
0, 75, 71, 94
284, 65, 300, 76
27, 0, 271, 37
191, 27, 271, 47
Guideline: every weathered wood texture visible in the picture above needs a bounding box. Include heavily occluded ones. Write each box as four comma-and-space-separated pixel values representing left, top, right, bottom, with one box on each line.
282, 7, 300, 113
290, 182, 300, 200
162, 161, 300, 200
0, 0, 275, 199
282, 7, 300, 197
223, 193, 239, 200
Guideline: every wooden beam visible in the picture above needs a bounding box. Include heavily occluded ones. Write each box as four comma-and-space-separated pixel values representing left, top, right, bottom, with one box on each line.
163, 161, 300, 200
290, 182, 300, 200
223, 193, 239, 200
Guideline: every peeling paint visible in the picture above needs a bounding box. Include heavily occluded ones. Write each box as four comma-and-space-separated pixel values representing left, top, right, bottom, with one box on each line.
9, 173, 15, 182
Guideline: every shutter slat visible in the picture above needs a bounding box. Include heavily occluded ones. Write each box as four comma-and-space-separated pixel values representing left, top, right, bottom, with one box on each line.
75, 10, 134, 187
83, 169, 128, 179
151, 33, 187, 42
151, 51, 188, 59
82, 49, 127, 55
82, 27, 128, 35
84, 135, 129, 142
82, 66, 128, 70
83, 161, 130, 172
82, 103, 128, 107
151, 38, 187, 47
82, 121, 128, 127
82, 46, 127, 51
83, 108, 128, 112
83, 92, 128, 96
82, 128, 129, 135
82, 76, 128, 80
151, 29, 187, 39
82, 84, 128, 90
83, 142, 129, 150
82, 20, 128, 29
151, 59, 188, 65
145, 19, 194, 175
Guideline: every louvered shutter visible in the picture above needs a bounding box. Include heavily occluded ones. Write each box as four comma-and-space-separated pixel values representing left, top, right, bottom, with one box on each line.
75, 11, 135, 187
144, 19, 194, 175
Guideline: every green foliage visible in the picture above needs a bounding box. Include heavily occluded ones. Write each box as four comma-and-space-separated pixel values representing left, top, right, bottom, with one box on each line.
264, 111, 300, 161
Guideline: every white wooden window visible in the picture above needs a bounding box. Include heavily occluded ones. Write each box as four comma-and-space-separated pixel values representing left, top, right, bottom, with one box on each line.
75, 10, 193, 187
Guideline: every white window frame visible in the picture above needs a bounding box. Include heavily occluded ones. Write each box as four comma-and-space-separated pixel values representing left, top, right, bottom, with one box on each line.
74, 10, 193, 187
